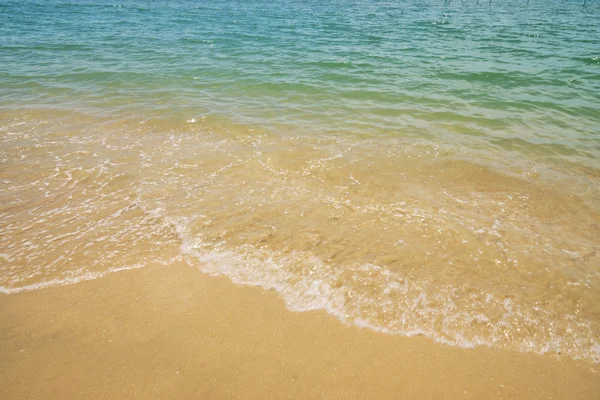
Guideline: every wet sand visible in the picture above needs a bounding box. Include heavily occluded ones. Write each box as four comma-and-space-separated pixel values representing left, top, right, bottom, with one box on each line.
1, 262, 598, 400
3, 111, 600, 361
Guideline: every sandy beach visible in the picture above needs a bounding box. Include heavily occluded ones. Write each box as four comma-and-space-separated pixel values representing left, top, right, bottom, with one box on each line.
1, 262, 599, 400
2, 2, 600, 398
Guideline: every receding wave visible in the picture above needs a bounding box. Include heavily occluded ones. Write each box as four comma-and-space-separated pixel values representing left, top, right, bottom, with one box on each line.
1, 111, 598, 364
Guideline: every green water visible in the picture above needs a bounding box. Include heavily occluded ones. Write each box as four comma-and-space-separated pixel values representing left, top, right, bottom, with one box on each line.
2, 0, 599, 167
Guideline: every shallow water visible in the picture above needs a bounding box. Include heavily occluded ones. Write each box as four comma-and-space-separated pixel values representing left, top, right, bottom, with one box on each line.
1, 0, 599, 362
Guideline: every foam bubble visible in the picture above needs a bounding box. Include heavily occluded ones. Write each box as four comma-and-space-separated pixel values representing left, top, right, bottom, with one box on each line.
173, 217, 600, 364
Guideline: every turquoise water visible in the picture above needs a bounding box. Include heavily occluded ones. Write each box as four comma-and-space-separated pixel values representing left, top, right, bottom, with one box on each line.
2, 0, 599, 167
2, 1, 600, 362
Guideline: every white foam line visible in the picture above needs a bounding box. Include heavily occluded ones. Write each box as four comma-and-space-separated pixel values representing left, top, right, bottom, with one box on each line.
0, 264, 145, 295
170, 216, 600, 364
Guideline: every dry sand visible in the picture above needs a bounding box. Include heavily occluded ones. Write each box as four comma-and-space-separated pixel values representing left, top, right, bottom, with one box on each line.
1, 262, 599, 399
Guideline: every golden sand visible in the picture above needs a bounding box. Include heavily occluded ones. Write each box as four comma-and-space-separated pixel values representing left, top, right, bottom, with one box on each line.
2, 111, 600, 361
2, 110, 600, 398
1, 262, 599, 400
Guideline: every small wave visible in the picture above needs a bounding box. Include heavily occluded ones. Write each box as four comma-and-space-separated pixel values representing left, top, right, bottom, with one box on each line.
172, 217, 600, 364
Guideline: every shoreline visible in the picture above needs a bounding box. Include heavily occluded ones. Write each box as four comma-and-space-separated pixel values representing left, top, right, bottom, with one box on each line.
2, 2, 600, 398
1, 262, 598, 400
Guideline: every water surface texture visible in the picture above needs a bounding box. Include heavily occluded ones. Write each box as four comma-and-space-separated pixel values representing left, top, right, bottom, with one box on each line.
1, 0, 599, 362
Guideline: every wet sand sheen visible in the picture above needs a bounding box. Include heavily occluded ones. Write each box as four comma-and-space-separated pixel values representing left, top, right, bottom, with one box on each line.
2, 110, 599, 363
0, 263, 599, 400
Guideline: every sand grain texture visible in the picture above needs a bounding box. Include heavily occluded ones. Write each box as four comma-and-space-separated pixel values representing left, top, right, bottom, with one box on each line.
1, 263, 598, 400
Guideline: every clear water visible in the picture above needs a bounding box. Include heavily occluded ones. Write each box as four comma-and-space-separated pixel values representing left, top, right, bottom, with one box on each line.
1, 0, 599, 363
2, 0, 599, 158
